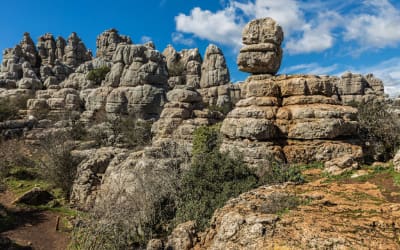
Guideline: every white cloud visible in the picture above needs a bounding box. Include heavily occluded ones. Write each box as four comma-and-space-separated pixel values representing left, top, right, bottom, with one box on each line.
233, 0, 304, 35
140, 36, 152, 44
174, 0, 339, 54
171, 32, 195, 46
174, 0, 400, 55
175, 6, 243, 47
283, 63, 339, 75
344, 0, 400, 49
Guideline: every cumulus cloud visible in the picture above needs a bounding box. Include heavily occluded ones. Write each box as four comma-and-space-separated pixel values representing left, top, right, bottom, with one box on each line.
174, 0, 400, 55
174, 0, 341, 54
175, 6, 243, 47
283, 63, 339, 75
344, 0, 400, 49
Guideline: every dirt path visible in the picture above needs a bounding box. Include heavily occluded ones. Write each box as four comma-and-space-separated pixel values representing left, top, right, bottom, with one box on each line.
0, 190, 70, 250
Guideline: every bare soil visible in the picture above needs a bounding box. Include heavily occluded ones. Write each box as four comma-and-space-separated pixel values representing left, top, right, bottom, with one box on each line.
0, 189, 70, 250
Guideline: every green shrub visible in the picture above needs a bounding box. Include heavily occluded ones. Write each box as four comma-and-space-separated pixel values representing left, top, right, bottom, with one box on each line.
86, 67, 110, 85
175, 125, 258, 230
355, 101, 400, 162
257, 162, 305, 185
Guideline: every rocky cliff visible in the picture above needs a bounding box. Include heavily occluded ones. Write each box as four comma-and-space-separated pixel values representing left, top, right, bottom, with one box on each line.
0, 16, 390, 216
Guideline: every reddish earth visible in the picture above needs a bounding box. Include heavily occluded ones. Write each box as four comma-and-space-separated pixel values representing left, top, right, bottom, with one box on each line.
0, 189, 70, 250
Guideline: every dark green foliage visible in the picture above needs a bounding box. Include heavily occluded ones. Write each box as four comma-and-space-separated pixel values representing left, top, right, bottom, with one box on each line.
355, 101, 400, 162
258, 162, 306, 186
192, 124, 221, 155
86, 67, 110, 85
176, 125, 259, 230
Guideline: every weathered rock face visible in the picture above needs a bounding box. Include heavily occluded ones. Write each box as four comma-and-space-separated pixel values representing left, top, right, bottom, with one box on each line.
63, 32, 92, 68
163, 45, 202, 89
221, 18, 362, 167
96, 29, 132, 61
336, 72, 385, 104
27, 88, 82, 120
192, 180, 400, 249
237, 18, 283, 75
70, 147, 129, 210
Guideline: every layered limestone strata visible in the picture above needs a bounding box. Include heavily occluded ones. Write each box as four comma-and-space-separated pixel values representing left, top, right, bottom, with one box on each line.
335, 72, 385, 104
163, 45, 202, 89
96, 28, 132, 61
221, 18, 362, 167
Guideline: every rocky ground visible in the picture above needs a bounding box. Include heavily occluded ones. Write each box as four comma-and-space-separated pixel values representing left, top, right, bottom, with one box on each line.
186, 165, 400, 250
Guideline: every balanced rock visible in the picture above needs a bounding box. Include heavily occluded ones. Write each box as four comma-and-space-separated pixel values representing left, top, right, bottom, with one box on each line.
221, 18, 362, 167
237, 18, 283, 75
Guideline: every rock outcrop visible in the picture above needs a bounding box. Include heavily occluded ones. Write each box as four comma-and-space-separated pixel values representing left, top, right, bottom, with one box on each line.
237, 18, 283, 75
221, 18, 362, 168
163, 45, 202, 89
192, 179, 400, 249
336, 72, 385, 104
96, 29, 132, 61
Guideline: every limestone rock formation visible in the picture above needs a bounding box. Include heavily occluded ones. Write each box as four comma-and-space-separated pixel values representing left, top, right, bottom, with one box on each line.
63, 32, 92, 68
70, 147, 129, 210
237, 18, 283, 75
192, 181, 400, 249
221, 18, 362, 167
163, 45, 202, 89
336, 72, 385, 104
96, 29, 132, 61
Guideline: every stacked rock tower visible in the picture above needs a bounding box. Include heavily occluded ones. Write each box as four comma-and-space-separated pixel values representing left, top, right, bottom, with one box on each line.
221, 18, 362, 169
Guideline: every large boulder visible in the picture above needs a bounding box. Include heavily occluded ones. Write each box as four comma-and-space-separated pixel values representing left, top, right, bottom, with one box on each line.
237, 18, 283, 75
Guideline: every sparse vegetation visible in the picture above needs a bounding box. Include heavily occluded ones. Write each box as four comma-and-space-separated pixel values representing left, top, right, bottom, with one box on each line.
38, 132, 80, 199
86, 66, 110, 85
353, 100, 400, 162
175, 125, 258, 230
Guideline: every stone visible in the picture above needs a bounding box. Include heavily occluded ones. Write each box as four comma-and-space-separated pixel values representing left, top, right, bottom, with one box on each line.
393, 149, 400, 173
13, 187, 53, 206
96, 29, 132, 61
200, 44, 230, 88
70, 147, 129, 210
146, 239, 163, 250
324, 155, 360, 175
63, 32, 92, 67
237, 18, 283, 75
165, 221, 197, 250
163, 45, 202, 89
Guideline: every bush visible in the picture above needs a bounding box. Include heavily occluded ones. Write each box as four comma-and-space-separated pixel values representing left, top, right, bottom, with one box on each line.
86, 67, 110, 85
257, 162, 305, 186
355, 100, 400, 162
0, 97, 29, 122
175, 125, 259, 230
38, 132, 80, 199
0, 139, 36, 180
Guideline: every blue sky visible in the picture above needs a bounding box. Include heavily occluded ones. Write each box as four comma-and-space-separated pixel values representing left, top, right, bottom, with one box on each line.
1, 0, 400, 96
